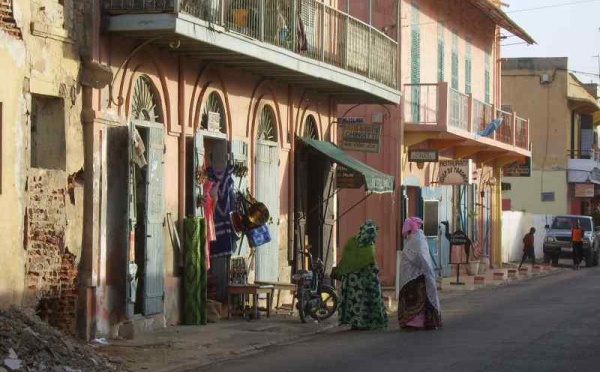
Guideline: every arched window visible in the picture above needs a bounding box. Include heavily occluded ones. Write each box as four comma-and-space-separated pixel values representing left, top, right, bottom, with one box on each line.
200, 92, 227, 133
256, 105, 277, 142
131, 76, 163, 122
304, 115, 318, 139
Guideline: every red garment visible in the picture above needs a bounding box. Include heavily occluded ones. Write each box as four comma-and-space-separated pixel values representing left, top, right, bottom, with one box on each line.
523, 233, 534, 249
203, 180, 216, 270
571, 227, 584, 242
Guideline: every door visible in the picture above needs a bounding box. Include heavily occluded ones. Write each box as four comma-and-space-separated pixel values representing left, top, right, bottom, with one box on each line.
254, 140, 279, 281
295, 149, 308, 270
321, 162, 335, 275
193, 130, 205, 218
231, 140, 250, 257
439, 186, 453, 276
142, 122, 165, 315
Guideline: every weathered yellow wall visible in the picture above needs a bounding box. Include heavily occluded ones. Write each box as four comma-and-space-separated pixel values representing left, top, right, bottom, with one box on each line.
502, 66, 570, 214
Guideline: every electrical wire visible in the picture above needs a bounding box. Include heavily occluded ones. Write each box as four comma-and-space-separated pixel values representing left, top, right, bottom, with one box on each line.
506, 0, 600, 14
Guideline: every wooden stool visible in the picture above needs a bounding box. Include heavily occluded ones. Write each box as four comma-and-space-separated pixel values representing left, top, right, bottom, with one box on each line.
227, 284, 274, 320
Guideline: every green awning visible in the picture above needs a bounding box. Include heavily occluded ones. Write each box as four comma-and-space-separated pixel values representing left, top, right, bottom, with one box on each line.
299, 137, 395, 194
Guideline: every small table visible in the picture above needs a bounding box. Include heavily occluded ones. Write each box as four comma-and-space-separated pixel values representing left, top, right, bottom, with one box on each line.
227, 284, 274, 320
255, 281, 297, 315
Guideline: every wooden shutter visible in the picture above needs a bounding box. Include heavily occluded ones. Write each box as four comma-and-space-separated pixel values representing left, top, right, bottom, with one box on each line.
410, 3, 421, 122
437, 22, 445, 82
451, 30, 459, 90
465, 38, 472, 94
143, 123, 165, 315
231, 140, 250, 257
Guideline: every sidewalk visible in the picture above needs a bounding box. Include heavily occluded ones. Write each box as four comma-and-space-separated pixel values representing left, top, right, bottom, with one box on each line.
97, 263, 564, 372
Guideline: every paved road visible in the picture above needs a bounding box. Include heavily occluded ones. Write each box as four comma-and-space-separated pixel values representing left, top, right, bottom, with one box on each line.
194, 267, 600, 372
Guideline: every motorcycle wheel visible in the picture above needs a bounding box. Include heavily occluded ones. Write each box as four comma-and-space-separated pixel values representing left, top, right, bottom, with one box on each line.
298, 289, 311, 323
309, 285, 339, 322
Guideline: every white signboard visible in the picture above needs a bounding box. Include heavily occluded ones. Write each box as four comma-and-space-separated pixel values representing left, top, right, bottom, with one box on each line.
207, 111, 221, 132
438, 160, 474, 185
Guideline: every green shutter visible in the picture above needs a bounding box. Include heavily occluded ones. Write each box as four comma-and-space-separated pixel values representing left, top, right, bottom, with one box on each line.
485, 47, 491, 104
451, 30, 459, 90
411, 3, 421, 122
465, 38, 472, 94
437, 23, 445, 82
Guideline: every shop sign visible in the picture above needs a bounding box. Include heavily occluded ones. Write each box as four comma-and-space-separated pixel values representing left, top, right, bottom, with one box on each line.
438, 160, 474, 185
336, 165, 364, 189
449, 230, 469, 246
207, 111, 221, 132
541, 192, 555, 202
408, 149, 439, 163
590, 168, 600, 184
503, 158, 531, 177
339, 118, 382, 153
575, 183, 594, 198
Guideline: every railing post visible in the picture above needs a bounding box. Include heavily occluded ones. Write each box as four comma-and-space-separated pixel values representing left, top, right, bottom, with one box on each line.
174, 0, 179, 13
467, 93, 473, 133
259, 0, 265, 41
220, 0, 226, 26
321, 1, 326, 61
292, 0, 297, 52
344, 13, 349, 69
512, 111, 517, 147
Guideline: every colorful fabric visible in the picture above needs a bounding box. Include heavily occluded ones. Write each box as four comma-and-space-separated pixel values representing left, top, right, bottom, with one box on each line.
357, 220, 379, 246
399, 230, 441, 316
183, 217, 207, 325
338, 265, 388, 330
402, 217, 424, 237
398, 275, 442, 329
335, 236, 377, 278
209, 164, 236, 257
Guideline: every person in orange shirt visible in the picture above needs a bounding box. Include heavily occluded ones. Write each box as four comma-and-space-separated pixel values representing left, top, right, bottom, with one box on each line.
571, 220, 585, 270
519, 227, 536, 269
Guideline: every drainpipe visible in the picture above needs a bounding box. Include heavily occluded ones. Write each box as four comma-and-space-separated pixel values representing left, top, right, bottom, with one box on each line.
288, 84, 295, 266
395, 0, 402, 300
178, 56, 186, 250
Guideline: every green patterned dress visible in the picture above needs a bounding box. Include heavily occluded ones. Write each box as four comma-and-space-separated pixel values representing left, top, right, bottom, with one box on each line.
336, 236, 388, 330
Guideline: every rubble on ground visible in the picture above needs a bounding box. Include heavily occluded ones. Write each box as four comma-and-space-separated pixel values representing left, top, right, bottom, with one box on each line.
0, 306, 128, 372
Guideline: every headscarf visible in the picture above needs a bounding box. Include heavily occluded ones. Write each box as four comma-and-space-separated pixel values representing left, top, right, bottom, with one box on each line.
357, 220, 379, 246
334, 220, 379, 277
402, 217, 423, 237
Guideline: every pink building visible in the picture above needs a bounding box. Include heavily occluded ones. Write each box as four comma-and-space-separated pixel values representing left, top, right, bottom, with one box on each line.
78, 0, 400, 338
338, 0, 534, 289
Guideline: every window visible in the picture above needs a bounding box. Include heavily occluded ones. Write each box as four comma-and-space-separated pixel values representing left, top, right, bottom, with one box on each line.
437, 23, 445, 82
410, 3, 421, 122
465, 38, 472, 94
31, 95, 66, 170
451, 30, 459, 90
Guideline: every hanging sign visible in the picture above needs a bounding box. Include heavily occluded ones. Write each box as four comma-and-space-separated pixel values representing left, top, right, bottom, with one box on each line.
438, 160, 474, 185
575, 183, 594, 198
207, 111, 221, 132
409, 149, 439, 163
336, 165, 364, 189
503, 158, 531, 177
339, 117, 382, 153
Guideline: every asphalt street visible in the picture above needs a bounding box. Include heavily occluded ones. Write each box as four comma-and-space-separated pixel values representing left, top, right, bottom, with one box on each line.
195, 264, 600, 372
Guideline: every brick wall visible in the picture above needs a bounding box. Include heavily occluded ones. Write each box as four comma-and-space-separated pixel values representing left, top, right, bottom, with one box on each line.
24, 169, 77, 335
0, 0, 21, 38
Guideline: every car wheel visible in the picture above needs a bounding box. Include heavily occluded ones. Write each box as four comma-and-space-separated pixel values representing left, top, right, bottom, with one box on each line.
594, 250, 599, 267
586, 250, 594, 268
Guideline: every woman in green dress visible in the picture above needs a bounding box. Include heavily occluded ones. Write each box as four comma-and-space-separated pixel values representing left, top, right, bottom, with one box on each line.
334, 220, 388, 330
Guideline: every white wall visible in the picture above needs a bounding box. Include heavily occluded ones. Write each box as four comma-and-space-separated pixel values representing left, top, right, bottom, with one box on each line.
502, 211, 555, 263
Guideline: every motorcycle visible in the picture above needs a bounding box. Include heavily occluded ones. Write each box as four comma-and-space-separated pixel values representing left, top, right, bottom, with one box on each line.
291, 248, 339, 323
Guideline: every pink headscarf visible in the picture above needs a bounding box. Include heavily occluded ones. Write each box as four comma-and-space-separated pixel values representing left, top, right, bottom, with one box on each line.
402, 217, 423, 236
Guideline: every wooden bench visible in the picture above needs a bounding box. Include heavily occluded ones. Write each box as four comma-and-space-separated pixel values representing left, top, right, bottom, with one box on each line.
255, 281, 297, 315
227, 284, 274, 320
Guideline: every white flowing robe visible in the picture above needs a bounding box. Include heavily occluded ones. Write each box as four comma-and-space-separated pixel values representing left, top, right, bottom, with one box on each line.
398, 230, 441, 312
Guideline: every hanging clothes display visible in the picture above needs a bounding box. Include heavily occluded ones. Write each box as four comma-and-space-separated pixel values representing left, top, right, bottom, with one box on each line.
208, 163, 236, 257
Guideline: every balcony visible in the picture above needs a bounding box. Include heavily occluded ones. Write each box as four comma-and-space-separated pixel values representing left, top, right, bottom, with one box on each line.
103, 0, 400, 104
403, 82, 530, 162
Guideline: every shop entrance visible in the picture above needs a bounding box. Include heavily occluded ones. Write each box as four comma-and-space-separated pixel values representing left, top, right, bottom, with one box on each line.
294, 117, 335, 275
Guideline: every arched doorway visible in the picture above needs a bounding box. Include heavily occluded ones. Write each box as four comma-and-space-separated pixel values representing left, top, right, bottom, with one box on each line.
128, 75, 165, 317
254, 105, 280, 282
295, 115, 335, 276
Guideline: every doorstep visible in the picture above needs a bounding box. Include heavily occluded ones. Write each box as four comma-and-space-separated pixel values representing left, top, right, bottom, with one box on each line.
97, 313, 338, 372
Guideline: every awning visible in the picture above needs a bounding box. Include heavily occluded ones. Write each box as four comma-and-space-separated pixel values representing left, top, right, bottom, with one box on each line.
299, 137, 395, 194
468, 0, 535, 45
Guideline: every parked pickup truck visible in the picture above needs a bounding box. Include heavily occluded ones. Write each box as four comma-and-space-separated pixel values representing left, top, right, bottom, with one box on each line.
543, 215, 600, 267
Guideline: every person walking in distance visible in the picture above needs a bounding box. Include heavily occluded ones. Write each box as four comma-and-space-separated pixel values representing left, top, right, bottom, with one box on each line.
518, 227, 536, 270
571, 220, 585, 270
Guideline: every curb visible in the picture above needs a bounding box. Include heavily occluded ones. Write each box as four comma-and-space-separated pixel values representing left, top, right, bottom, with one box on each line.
154, 322, 340, 372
